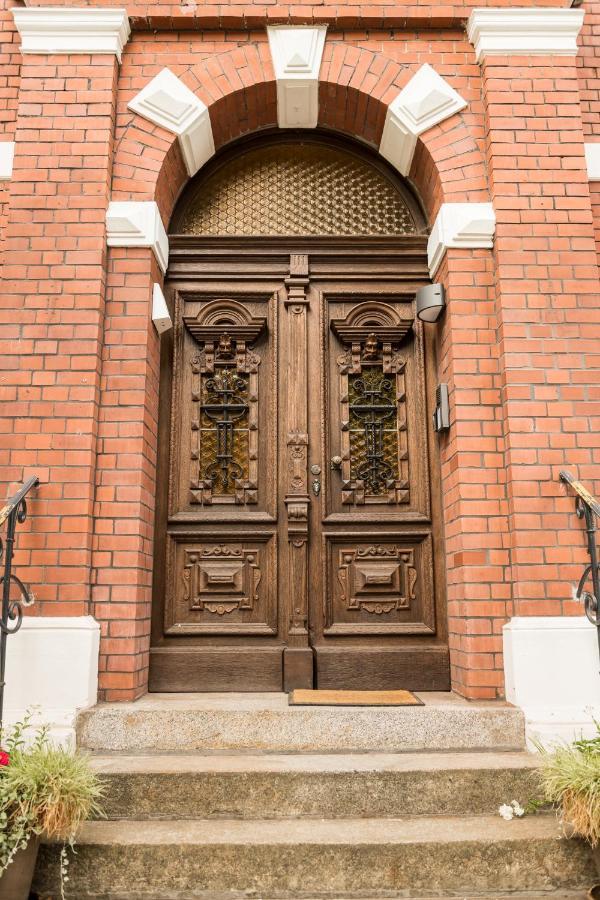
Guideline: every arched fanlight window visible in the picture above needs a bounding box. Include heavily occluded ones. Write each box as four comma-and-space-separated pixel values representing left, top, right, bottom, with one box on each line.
171, 135, 425, 237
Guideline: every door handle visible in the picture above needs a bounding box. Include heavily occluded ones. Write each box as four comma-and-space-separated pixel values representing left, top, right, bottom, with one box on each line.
330, 455, 343, 470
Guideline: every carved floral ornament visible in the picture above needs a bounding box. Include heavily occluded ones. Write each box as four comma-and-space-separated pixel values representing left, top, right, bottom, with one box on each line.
183, 300, 267, 506
331, 302, 413, 506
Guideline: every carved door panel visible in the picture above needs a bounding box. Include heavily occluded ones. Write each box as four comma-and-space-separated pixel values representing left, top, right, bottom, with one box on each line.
151, 285, 285, 691
307, 284, 450, 690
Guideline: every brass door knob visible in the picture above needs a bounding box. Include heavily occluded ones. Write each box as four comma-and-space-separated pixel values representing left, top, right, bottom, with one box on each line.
330, 455, 343, 470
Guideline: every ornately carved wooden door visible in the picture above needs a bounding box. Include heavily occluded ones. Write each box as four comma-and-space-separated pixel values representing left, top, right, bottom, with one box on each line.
306, 270, 449, 689
150, 242, 449, 692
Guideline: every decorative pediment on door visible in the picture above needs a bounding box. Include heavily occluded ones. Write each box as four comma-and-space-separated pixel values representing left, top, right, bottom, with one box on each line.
183, 298, 267, 349
330, 301, 413, 347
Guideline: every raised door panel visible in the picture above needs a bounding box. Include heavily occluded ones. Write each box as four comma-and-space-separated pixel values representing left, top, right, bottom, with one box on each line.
166, 533, 277, 635
323, 532, 434, 635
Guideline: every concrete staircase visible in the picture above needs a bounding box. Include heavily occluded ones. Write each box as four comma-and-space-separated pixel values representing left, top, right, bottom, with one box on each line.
33, 693, 597, 899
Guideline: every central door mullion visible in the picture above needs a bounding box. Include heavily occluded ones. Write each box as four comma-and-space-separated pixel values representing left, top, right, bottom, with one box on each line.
282, 253, 314, 690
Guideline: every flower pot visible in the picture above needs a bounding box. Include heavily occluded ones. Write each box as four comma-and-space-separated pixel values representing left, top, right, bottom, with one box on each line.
0, 838, 40, 900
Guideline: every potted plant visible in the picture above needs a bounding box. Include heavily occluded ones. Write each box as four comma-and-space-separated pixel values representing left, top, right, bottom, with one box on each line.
0, 715, 103, 900
538, 723, 600, 899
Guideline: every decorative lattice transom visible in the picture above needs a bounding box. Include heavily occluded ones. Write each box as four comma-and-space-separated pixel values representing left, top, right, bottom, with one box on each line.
177, 142, 418, 236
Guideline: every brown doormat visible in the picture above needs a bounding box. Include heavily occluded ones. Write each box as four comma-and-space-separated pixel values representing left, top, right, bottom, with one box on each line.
288, 689, 423, 707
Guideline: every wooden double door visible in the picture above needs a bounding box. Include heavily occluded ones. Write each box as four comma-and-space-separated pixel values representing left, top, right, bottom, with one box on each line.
150, 239, 450, 692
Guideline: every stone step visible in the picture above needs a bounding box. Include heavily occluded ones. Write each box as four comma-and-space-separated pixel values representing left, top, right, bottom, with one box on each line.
33, 815, 596, 898
92, 751, 541, 820
77, 692, 525, 752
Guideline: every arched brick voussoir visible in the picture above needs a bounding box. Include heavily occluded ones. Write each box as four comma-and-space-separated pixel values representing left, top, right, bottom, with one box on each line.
112, 40, 488, 231
409, 117, 490, 224
184, 42, 277, 150
112, 114, 186, 210
318, 44, 489, 227
112, 42, 277, 224
318, 43, 411, 151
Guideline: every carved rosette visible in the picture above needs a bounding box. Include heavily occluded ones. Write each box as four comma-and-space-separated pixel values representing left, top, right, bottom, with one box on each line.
184, 300, 266, 506
332, 302, 412, 507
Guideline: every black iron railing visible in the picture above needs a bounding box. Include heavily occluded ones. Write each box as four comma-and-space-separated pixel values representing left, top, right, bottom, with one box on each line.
0, 476, 39, 728
560, 470, 600, 665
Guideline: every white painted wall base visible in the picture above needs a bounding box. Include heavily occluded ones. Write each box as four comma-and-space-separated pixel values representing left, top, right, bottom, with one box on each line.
3, 617, 100, 747
504, 616, 600, 749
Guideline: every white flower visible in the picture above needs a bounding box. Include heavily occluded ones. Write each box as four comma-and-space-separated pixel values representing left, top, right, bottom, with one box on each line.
511, 800, 525, 818
499, 803, 514, 821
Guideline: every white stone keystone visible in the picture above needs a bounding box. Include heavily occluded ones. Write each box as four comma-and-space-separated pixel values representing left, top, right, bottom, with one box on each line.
106, 201, 169, 274
128, 68, 215, 177
267, 26, 327, 129
467, 8, 585, 62
152, 282, 172, 334
12, 7, 131, 61
427, 202, 496, 277
379, 64, 467, 177
0, 142, 15, 181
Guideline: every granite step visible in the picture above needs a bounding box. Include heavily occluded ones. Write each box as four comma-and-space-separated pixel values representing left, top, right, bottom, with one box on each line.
92, 750, 541, 820
33, 815, 596, 898
77, 692, 526, 753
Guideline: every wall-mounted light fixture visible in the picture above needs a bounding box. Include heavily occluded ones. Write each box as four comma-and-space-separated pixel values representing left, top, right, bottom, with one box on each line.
416, 284, 445, 323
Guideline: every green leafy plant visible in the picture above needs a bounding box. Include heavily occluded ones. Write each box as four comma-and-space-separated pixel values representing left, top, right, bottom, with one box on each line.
537, 721, 600, 847
0, 714, 104, 895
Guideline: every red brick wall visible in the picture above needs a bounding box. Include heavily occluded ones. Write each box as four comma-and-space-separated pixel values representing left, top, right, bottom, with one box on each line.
578, 7, 600, 269
482, 52, 600, 618
1, 1, 598, 701
0, 49, 118, 616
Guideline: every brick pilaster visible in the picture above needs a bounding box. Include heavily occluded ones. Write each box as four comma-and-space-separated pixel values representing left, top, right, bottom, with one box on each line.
481, 52, 600, 617
0, 51, 118, 613
92, 247, 162, 700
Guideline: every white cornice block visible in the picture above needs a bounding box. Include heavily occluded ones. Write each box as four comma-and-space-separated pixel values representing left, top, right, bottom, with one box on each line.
128, 68, 215, 177
152, 283, 172, 334
0, 142, 15, 181
379, 64, 467, 176
106, 201, 168, 274
267, 26, 327, 128
427, 202, 496, 277
585, 144, 600, 182
467, 8, 584, 61
12, 8, 130, 61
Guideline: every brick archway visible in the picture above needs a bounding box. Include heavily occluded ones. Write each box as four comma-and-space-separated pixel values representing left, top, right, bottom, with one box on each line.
112, 42, 489, 226
95, 42, 500, 701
